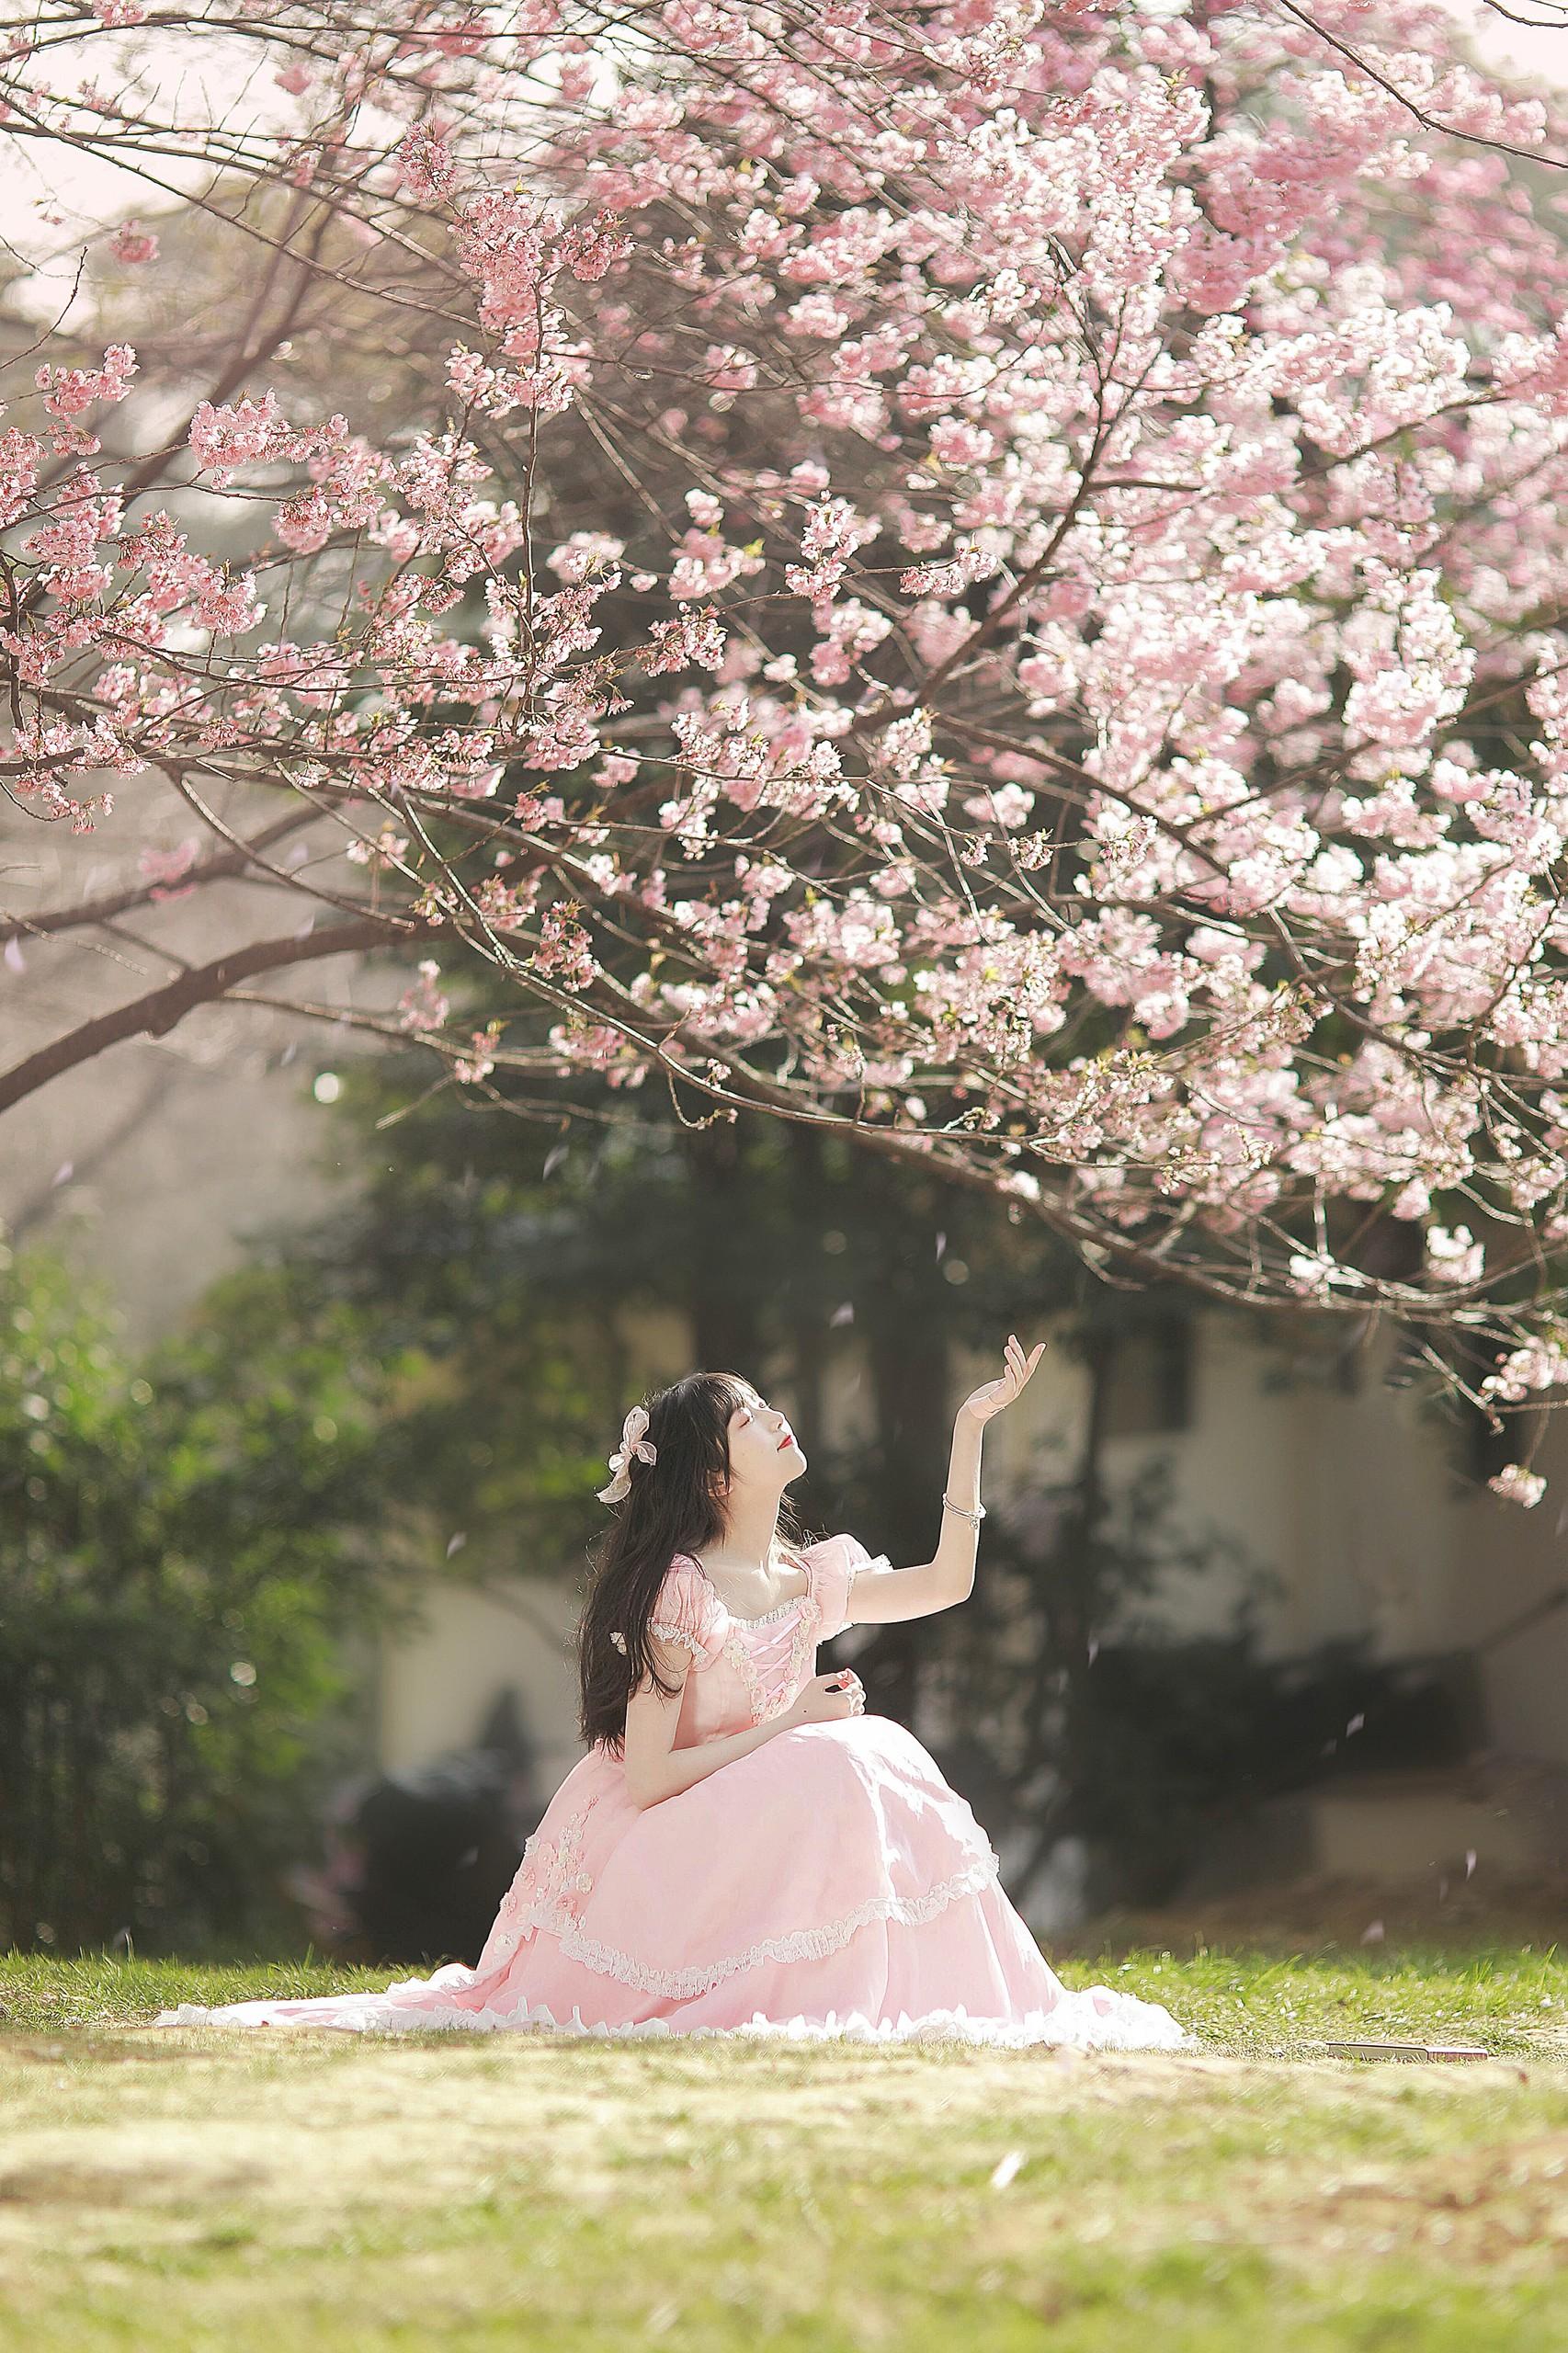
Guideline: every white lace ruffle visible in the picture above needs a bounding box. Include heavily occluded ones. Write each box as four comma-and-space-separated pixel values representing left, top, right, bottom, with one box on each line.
846, 1553, 892, 1595
517, 1845, 1005, 1998
612, 1612, 725, 1662
716, 1591, 801, 1627
155, 1847, 1012, 2027
153, 1983, 1192, 2051
647, 1618, 704, 1652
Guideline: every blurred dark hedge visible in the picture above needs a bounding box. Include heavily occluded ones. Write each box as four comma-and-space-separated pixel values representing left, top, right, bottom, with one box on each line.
0, 1241, 427, 1957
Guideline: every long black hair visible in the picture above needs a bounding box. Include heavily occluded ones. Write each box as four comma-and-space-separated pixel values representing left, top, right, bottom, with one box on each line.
576, 1370, 819, 1755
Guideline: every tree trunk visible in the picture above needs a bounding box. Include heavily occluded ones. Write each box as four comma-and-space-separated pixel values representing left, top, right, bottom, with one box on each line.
856, 1157, 951, 1729
1007, 1333, 1114, 1890
686, 1122, 758, 1374
781, 1122, 829, 1460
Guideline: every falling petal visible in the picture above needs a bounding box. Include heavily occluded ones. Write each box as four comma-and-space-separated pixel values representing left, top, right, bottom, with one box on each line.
138, 835, 199, 887
989, 2149, 1024, 2188
4, 937, 24, 974
51, 1161, 73, 1188
830, 1302, 854, 1326
447, 1532, 467, 1558
1465, 1848, 1477, 1879
1360, 1919, 1385, 1945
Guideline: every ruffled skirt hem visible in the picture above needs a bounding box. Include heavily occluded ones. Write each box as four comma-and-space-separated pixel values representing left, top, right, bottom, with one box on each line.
153, 1981, 1191, 2051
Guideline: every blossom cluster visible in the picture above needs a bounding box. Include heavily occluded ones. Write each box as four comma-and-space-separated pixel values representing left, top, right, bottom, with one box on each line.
6, 0, 1568, 1458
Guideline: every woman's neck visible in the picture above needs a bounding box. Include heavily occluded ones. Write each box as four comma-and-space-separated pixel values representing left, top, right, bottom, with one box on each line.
703, 1490, 783, 1573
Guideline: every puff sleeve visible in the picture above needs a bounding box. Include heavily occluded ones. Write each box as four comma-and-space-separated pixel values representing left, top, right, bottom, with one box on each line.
646, 1555, 730, 1669
806, 1531, 892, 1641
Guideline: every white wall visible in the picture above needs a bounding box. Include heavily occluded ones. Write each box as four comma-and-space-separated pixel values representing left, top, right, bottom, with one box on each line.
1114, 1319, 1467, 1662
1453, 1414, 1568, 1765
375, 1574, 587, 1792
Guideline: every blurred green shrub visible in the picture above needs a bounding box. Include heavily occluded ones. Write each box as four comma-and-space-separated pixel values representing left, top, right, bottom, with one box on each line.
0, 1236, 422, 1958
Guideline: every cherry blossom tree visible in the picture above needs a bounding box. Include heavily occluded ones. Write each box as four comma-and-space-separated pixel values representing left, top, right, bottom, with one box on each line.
6, 0, 1568, 1485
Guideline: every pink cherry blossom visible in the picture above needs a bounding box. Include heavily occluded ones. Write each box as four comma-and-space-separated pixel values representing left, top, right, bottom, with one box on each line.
109, 221, 158, 266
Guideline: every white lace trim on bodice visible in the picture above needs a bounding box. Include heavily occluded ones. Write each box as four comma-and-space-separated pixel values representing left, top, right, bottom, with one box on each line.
611, 1550, 816, 1659
607, 1534, 885, 1665
717, 1590, 804, 1626
615, 1605, 803, 1657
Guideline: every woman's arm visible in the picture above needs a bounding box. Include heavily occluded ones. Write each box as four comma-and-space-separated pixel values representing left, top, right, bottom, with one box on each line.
629, 1713, 790, 1806
621, 1635, 857, 1807
846, 1333, 1046, 1628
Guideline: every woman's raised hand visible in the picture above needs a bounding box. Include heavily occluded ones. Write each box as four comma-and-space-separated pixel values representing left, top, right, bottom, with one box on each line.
959, 1331, 1046, 1427
784, 1668, 866, 1727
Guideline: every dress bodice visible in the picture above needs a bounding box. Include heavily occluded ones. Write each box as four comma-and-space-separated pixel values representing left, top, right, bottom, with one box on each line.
642, 1533, 890, 1746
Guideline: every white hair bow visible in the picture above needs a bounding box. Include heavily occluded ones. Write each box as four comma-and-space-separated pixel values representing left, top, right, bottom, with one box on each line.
597, 1403, 657, 1503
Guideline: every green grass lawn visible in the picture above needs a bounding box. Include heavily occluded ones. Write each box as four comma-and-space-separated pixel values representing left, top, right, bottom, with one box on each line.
4, 1945, 1568, 2350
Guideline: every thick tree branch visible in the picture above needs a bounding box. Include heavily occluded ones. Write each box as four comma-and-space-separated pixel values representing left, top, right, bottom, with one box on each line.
1, 808, 319, 948
0, 911, 445, 1115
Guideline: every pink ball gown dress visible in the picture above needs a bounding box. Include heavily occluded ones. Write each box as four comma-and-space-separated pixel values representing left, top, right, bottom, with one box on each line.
155, 1535, 1189, 2049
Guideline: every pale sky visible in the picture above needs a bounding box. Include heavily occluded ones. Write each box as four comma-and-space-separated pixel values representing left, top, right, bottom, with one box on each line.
1457, 0, 1568, 83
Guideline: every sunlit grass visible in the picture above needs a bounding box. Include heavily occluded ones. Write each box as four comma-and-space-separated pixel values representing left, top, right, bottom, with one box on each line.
3, 1947, 1568, 2350
6, 1941, 1565, 2057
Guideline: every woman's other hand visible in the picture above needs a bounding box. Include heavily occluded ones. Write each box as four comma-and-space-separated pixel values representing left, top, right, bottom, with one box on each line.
784, 1668, 866, 1727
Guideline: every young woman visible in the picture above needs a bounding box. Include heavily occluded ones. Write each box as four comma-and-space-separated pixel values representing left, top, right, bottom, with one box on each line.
157, 1336, 1187, 2049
